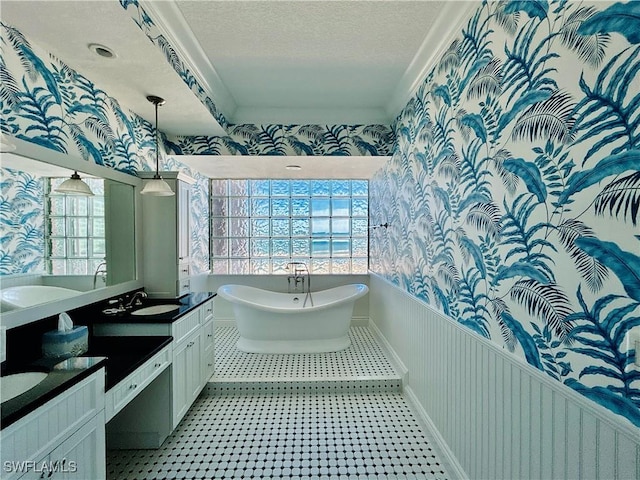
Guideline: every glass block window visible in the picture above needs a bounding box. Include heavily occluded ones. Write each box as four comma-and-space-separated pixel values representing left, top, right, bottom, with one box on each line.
44, 178, 106, 275
211, 179, 368, 274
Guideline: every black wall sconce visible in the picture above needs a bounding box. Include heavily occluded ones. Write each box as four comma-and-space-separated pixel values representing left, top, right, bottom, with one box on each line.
369, 222, 390, 230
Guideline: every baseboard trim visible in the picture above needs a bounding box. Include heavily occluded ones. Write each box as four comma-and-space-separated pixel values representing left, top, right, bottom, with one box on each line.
404, 386, 469, 480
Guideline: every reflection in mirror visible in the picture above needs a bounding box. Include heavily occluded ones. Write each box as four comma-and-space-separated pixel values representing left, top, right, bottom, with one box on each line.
0, 148, 137, 316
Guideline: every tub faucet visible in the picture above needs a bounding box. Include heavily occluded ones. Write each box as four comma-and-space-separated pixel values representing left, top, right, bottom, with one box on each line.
93, 261, 107, 289
287, 262, 306, 293
286, 262, 313, 307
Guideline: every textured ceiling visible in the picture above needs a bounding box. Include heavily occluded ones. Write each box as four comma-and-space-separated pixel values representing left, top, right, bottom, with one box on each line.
0, 1, 468, 129
0, 0, 225, 136
175, 1, 444, 123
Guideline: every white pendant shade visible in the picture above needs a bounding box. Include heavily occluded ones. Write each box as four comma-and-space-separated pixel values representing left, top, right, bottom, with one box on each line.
55, 171, 95, 196
141, 95, 175, 196
140, 175, 174, 196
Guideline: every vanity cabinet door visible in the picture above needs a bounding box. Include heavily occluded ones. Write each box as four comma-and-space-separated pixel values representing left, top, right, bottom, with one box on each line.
172, 338, 190, 428
187, 331, 202, 402
48, 411, 106, 480
172, 328, 201, 429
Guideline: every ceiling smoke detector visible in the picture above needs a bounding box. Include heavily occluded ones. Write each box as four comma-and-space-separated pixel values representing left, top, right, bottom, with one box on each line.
88, 43, 116, 59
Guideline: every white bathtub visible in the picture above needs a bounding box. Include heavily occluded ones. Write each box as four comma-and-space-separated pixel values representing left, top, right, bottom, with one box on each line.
216, 283, 369, 354
0, 285, 80, 310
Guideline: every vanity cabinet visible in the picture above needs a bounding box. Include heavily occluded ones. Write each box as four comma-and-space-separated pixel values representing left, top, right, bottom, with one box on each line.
171, 309, 203, 428
1, 371, 105, 480
139, 172, 195, 298
105, 345, 172, 422
93, 297, 215, 431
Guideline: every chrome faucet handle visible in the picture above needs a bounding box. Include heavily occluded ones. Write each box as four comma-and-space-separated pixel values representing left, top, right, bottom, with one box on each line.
108, 297, 126, 312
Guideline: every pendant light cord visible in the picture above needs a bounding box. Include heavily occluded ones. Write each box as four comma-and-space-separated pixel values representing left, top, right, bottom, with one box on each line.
154, 99, 160, 177
146, 95, 166, 179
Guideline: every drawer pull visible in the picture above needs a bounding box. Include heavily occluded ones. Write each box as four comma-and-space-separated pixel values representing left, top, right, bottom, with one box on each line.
207, 333, 213, 338
155, 362, 162, 368
130, 384, 137, 390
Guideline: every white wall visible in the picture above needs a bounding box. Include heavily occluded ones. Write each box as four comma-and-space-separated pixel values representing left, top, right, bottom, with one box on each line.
369, 273, 640, 480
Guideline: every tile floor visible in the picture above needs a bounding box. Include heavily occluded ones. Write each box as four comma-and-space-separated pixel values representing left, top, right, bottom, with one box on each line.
214, 326, 399, 381
107, 326, 451, 480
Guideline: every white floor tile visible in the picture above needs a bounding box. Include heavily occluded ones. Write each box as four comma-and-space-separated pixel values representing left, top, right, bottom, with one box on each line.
107, 326, 450, 479
108, 392, 449, 480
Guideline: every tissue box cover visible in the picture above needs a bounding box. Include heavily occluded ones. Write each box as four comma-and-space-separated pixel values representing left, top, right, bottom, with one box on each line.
42, 325, 88, 359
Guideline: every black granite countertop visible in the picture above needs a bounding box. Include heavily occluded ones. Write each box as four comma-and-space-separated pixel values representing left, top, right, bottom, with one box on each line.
1, 356, 107, 430
91, 291, 215, 324
1, 336, 172, 429
88, 335, 172, 390
1, 292, 212, 430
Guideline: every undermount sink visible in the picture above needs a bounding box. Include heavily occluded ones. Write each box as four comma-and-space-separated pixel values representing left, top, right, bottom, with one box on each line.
131, 304, 180, 316
1, 372, 48, 403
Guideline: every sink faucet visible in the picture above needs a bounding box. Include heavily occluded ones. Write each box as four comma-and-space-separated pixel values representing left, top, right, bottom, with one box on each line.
93, 261, 107, 289
126, 291, 148, 309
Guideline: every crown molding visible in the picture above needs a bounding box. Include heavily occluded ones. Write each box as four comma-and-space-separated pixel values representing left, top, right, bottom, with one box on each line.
231, 106, 392, 126
140, 0, 237, 125
385, 1, 477, 121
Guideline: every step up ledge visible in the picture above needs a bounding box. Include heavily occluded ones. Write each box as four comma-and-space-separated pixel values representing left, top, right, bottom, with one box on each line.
206, 378, 402, 395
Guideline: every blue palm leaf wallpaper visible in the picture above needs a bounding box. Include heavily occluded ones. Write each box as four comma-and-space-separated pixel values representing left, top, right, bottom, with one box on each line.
370, 0, 640, 426
0, 21, 212, 275
166, 124, 394, 156
0, 168, 44, 275
118, 0, 229, 131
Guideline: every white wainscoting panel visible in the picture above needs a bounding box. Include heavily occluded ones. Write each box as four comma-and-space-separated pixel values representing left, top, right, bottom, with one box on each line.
369, 273, 640, 480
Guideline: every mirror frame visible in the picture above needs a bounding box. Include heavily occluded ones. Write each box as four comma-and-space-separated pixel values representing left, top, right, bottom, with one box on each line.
1, 136, 143, 329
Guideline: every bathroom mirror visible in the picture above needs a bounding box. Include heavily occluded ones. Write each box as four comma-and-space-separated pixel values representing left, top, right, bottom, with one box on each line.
0, 137, 142, 329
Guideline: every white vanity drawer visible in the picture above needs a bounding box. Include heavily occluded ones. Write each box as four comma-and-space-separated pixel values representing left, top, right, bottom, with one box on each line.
172, 310, 199, 344
178, 262, 190, 279
178, 278, 190, 296
202, 319, 215, 345
201, 299, 214, 324
105, 345, 171, 422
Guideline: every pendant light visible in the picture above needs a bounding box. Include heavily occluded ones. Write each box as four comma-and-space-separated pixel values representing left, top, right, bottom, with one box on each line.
55, 171, 95, 196
140, 95, 174, 196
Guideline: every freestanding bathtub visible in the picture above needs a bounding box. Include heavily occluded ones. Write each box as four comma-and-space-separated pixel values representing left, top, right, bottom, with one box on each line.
216, 283, 369, 354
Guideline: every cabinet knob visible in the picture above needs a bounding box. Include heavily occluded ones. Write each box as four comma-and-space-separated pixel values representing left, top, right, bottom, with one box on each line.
130, 384, 137, 389
155, 362, 161, 368
207, 334, 213, 338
